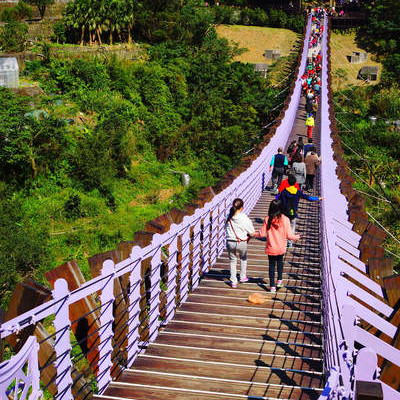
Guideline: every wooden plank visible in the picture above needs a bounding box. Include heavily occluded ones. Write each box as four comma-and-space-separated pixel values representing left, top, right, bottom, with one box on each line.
5, 279, 51, 351
187, 293, 320, 312
199, 279, 321, 294
174, 309, 322, 332
179, 302, 321, 322
128, 357, 324, 387
154, 332, 322, 358
192, 286, 321, 303
110, 371, 321, 399
145, 344, 323, 371
383, 275, 400, 307
163, 320, 322, 345
368, 257, 393, 285
207, 268, 321, 282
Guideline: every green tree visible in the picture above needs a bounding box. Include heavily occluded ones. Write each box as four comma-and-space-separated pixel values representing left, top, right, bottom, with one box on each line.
1, 1, 32, 22
0, 190, 50, 308
0, 88, 67, 183
382, 54, 400, 84
0, 20, 28, 53
26, 0, 55, 19
357, 0, 400, 56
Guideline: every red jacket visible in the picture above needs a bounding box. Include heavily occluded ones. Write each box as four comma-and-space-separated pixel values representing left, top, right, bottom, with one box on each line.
279, 179, 300, 193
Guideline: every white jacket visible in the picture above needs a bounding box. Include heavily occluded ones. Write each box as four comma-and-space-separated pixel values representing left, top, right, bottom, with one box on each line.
226, 212, 255, 241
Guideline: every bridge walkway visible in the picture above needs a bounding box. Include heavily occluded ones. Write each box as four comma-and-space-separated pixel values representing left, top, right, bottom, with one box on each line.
95, 80, 324, 400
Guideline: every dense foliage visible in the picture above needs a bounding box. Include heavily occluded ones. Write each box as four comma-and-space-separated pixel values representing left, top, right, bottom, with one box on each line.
213, 6, 304, 33
334, 87, 400, 269
334, 1, 400, 269
357, 0, 400, 83
0, 20, 28, 52
1, 1, 32, 22
25, 0, 54, 19
0, 1, 31, 52
53, 0, 304, 45
0, 19, 288, 306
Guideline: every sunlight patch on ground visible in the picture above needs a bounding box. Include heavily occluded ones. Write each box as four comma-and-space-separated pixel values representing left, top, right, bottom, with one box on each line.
216, 25, 298, 63
330, 31, 382, 89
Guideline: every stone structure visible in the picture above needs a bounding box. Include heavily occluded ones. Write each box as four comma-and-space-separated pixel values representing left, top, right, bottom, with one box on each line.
347, 51, 367, 64
254, 63, 268, 78
264, 49, 281, 60
358, 66, 379, 81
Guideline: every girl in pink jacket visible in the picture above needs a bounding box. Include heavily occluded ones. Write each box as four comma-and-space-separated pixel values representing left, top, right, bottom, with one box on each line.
256, 199, 300, 293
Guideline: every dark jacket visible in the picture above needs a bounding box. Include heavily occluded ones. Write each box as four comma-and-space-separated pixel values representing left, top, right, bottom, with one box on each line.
270, 153, 288, 169
305, 100, 314, 114
276, 185, 318, 219
303, 144, 314, 158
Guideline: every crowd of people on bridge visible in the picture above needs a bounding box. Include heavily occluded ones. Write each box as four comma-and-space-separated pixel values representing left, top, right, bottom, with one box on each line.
226, 10, 324, 293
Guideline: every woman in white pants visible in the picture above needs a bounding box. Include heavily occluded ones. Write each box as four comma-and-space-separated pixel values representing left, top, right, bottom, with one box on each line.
226, 198, 255, 288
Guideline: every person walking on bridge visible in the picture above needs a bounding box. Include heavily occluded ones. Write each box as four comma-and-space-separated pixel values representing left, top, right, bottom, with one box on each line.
303, 138, 314, 158
255, 199, 300, 293
277, 175, 322, 247
305, 147, 322, 192
269, 148, 288, 194
226, 198, 255, 288
306, 114, 315, 139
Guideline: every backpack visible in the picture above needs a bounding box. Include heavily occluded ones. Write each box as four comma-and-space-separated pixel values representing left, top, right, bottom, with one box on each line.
287, 142, 295, 154
292, 163, 303, 175
283, 195, 297, 220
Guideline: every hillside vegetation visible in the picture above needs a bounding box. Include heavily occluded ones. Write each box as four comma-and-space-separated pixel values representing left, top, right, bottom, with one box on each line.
334, 0, 400, 269
330, 31, 381, 89
216, 25, 299, 64
0, 0, 302, 308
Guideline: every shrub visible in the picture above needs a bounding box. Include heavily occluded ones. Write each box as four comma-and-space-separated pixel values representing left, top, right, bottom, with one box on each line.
52, 20, 67, 44
1, 1, 32, 22
64, 194, 83, 220
0, 191, 50, 308
0, 21, 28, 52
213, 5, 235, 24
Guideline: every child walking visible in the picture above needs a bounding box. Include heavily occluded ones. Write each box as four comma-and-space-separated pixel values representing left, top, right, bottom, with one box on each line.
226, 198, 255, 288
255, 200, 300, 293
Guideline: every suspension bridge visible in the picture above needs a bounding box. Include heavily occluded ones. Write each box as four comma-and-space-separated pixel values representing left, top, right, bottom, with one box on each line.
1, 13, 400, 400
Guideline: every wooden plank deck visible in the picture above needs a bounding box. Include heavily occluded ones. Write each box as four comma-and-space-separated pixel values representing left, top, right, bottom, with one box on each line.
94, 91, 324, 400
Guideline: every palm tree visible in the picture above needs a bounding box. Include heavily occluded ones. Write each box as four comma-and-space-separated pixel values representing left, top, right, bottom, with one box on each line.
64, 0, 89, 45
122, 0, 135, 44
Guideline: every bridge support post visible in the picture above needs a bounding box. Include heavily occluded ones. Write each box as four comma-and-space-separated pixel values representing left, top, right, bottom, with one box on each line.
149, 242, 161, 343
126, 246, 142, 367
97, 260, 115, 394
179, 221, 191, 304
53, 278, 73, 400
165, 236, 178, 324
191, 214, 202, 289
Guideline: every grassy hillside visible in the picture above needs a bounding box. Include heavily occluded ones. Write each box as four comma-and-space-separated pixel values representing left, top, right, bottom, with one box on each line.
216, 25, 298, 63
330, 31, 382, 89
216, 25, 300, 85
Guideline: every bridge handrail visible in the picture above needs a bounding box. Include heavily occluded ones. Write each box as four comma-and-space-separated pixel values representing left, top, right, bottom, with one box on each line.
319, 14, 400, 400
0, 336, 42, 400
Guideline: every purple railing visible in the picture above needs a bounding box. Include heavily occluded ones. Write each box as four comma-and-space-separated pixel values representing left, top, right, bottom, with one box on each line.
0, 16, 313, 399
0, 336, 42, 399
318, 13, 400, 400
